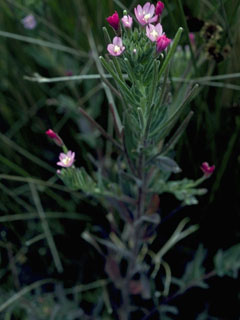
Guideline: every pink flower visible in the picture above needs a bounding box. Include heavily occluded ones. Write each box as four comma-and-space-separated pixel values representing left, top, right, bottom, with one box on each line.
156, 34, 171, 52
107, 37, 125, 56
156, 1, 164, 16
45, 129, 63, 146
200, 162, 215, 177
57, 151, 75, 168
21, 14, 37, 30
106, 11, 120, 31
121, 15, 133, 28
134, 2, 158, 26
146, 23, 163, 42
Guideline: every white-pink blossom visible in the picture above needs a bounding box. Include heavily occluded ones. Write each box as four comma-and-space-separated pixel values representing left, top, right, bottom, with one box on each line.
107, 37, 125, 56
121, 15, 133, 28
134, 2, 158, 26
146, 23, 163, 42
57, 151, 75, 168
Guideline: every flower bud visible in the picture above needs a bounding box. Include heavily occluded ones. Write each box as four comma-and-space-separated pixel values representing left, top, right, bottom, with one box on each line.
45, 129, 63, 147
200, 162, 215, 177
121, 15, 133, 28
156, 1, 164, 16
156, 34, 171, 52
106, 11, 120, 31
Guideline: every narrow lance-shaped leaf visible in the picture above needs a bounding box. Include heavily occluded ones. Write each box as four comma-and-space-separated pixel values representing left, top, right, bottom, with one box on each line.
99, 56, 136, 104
148, 59, 160, 107
102, 26, 112, 45
158, 27, 183, 81
161, 111, 194, 155
150, 84, 199, 140
152, 218, 199, 277
154, 156, 182, 173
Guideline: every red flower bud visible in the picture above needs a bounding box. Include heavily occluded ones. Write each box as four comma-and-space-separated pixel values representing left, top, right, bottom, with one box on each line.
106, 11, 120, 31
156, 34, 171, 52
45, 129, 63, 147
200, 162, 215, 177
156, 1, 164, 15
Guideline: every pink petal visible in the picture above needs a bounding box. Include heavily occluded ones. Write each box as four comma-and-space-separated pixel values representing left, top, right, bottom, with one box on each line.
149, 15, 158, 23
149, 4, 155, 16
107, 44, 115, 55
156, 23, 163, 35
59, 153, 66, 160
137, 4, 143, 16
143, 2, 151, 13
113, 36, 122, 46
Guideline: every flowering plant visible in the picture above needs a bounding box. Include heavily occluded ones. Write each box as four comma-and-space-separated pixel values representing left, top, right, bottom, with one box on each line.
42, 2, 240, 319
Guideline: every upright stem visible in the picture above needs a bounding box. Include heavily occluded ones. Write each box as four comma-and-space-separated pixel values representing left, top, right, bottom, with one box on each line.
119, 139, 147, 319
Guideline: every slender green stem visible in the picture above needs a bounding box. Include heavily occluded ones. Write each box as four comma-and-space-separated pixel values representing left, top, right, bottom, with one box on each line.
78, 106, 123, 152
100, 56, 136, 104
84, 17, 123, 138
0, 212, 90, 223
210, 117, 240, 202
158, 27, 183, 81
160, 111, 194, 156
158, 64, 170, 109
176, 0, 197, 73
0, 279, 56, 313
0, 30, 83, 57
29, 183, 63, 273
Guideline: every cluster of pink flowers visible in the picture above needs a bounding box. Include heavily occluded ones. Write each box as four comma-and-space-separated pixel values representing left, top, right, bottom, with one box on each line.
106, 1, 170, 57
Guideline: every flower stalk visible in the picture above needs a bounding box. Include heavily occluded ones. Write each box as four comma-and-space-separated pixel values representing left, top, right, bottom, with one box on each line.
45, 2, 217, 317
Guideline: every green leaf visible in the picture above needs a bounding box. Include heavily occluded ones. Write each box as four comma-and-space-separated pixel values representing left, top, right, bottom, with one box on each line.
158, 27, 184, 81
214, 244, 240, 278
161, 111, 194, 155
150, 84, 199, 141
59, 167, 97, 193
154, 156, 182, 173
181, 245, 208, 289
152, 178, 207, 206
152, 218, 199, 277
99, 56, 136, 105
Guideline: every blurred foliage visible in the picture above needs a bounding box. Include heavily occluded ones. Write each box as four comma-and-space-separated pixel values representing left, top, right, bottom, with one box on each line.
0, 0, 240, 318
